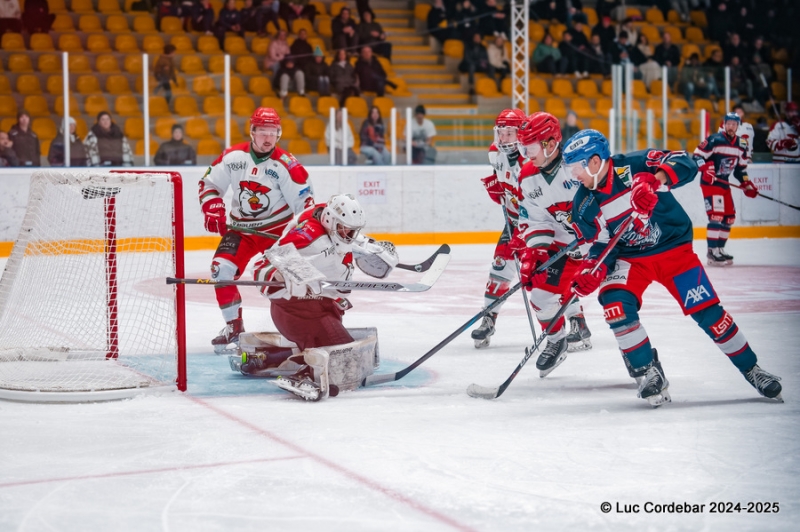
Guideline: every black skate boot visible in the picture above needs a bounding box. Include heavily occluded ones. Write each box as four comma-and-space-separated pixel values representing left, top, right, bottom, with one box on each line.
635, 352, 671, 407
742, 364, 783, 401
707, 248, 729, 267
718, 247, 734, 265
536, 337, 568, 378
471, 312, 497, 349
211, 313, 244, 354
566, 314, 592, 352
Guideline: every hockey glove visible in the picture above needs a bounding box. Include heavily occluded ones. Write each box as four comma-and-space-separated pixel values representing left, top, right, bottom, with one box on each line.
572, 259, 607, 297
699, 161, 716, 185
202, 198, 227, 236
481, 175, 505, 205
518, 248, 550, 289
629, 172, 661, 235
741, 179, 759, 198
507, 231, 528, 260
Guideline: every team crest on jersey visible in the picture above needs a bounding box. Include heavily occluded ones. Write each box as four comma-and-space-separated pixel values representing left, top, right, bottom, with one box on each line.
546, 201, 575, 234
615, 166, 633, 187
674, 266, 717, 311
621, 221, 662, 248
238, 180, 271, 217
718, 157, 738, 177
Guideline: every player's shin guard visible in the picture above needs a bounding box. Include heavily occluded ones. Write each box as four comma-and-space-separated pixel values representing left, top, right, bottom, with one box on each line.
212, 258, 243, 323
600, 290, 658, 382
691, 305, 757, 372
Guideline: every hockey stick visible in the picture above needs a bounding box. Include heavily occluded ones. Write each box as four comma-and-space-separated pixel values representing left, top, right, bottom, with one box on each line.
362, 240, 578, 387
166, 252, 450, 293
714, 178, 800, 211
502, 205, 538, 343
467, 216, 635, 400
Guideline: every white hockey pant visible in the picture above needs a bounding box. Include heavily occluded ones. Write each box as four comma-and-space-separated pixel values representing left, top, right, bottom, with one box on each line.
528, 287, 583, 341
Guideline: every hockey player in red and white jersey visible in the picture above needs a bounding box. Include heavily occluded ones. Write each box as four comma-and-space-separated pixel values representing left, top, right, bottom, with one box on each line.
717, 104, 755, 163
246, 194, 398, 400
199, 107, 316, 352
513, 112, 591, 377
470, 108, 527, 348
766, 101, 800, 163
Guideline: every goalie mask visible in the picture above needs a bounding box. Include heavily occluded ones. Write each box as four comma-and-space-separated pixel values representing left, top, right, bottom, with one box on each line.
321, 194, 366, 254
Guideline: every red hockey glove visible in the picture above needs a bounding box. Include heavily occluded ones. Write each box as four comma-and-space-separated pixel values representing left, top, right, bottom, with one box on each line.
507, 231, 528, 259
518, 248, 550, 289
202, 198, 227, 236
630, 172, 660, 218
481, 175, 505, 205
741, 179, 759, 198
699, 161, 716, 185
572, 259, 607, 297
775, 138, 798, 152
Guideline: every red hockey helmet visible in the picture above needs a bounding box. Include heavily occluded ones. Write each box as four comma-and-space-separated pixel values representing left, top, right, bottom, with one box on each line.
494, 108, 526, 154
517, 112, 562, 161
786, 101, 798, 114
250, 107, 282, 147
495, 108, 526, 129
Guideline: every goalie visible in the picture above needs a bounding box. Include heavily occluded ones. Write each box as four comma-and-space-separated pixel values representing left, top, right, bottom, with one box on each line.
243, 193, 399, 401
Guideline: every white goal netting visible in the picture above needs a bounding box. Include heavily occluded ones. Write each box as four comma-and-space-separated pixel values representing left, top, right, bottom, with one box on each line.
0, 170, 185, 402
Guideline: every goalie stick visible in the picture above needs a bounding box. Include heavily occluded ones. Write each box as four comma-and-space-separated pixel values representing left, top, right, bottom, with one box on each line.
467, 216, 634, 400
362, 240, 578, 387
714, 178, 800, 211
166, 251, 450, 293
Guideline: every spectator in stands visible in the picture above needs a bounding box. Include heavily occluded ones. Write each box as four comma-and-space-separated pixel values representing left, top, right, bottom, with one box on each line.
454, 0, 479, 43
670, 0, 690, 23
240, 0, 261, 34
708, 2, 732, 46
154, 125, 197, 166
0, 131, 19, 167
595, 0, 620, 22
748, 53, 772, 104
566, 14, 591, 78
617, 18, 637, 48
254, 0, 281, 36
533, 0, 567, 24
532, 33, 565, 75
0, 0, 21, 36
156, 0, 179, 32
653, 30, 680, 84
411, 105, 437, 165
631, 34, 661, 87
290, 28, 314, 70
359, 106, 390, 165
728, 56, 753, 102
704, 48, 726, 98
325, 108, 356, 165
21, 0, 54, 34
750, 37, 772, 67
215, 0, 243, 49
332, 7, 358, 53
355, 45, 397, 97
357, 10, 392, 60
330, 48, 360, 105
735, 5, 756, 45
586, 34, 610, 76
724, 33, 747, 66
427, 0, 451, 46
558, 31, 579, 77
191, 0, 215, 34
679, 53, 711, 103
281, 0, 317, 26
459, 32, 491, 94
610, 31, 633, 66
305, 47, 331, 95
355, 0, 372, 21
486, 33, 511, 91
562, 111, 580, 140
84, 112, 134, 167
478, 0, 507, 38
180, 0, 195, 32
154, 44, 178, 104
48, 117, 88, 167
264, 29, 291, 77
592, 15, 617, 56
276, 57, 306, 99
8, 110, 39, 167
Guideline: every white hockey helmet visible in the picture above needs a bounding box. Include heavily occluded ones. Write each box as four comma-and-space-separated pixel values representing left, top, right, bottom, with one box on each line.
320, 194, 366, 253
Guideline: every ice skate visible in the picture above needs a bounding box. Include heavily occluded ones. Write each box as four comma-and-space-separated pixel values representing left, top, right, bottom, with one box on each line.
471, 312, 497, 349
637, 358, 671, 407
566, 314, 592, 352
707, 248, 729, 267
211, 317, 244, 354
536, 337, 568, 378
718, 247, 734, 265
742, 364, 783, 401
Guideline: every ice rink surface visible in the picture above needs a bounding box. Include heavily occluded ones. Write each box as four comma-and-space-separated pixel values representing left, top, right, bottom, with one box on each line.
2, 238, 799, 532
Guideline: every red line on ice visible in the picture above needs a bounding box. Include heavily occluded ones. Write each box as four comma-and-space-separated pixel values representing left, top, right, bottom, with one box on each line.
186, 395, 479, 532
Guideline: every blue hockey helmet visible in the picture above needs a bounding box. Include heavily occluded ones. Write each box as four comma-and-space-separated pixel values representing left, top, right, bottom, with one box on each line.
723, 111, 741, 124
562, 129, 611, 190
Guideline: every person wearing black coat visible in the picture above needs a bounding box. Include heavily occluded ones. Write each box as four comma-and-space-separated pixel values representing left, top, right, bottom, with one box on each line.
48, 117, 88, 167
332, 7, 358, 52
214, 0, 243, 48
304, 48, 331, 95
354, 46, 396, 96
154, 125, 197, 166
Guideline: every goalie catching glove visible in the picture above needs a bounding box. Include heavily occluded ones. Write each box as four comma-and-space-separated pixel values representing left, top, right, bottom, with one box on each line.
352, 236, 399, 279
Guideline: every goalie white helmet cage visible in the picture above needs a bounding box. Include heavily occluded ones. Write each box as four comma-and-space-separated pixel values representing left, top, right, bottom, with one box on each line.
320, 194, 366, 254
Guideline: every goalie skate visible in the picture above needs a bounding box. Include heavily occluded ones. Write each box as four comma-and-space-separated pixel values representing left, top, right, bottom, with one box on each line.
275, 370, 323, 401
212, 317, 244, 355
742, 364, 783, 401
471, 312, 497, 349
536, 337, 568, 378
566, 315, 592, 352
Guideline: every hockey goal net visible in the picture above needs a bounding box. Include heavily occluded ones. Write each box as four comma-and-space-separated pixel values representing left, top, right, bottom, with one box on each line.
0, 170, 186, 402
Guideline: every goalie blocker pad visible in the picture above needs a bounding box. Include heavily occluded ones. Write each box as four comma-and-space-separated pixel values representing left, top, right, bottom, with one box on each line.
231, 328, 380, 391
353, 238, 398, 279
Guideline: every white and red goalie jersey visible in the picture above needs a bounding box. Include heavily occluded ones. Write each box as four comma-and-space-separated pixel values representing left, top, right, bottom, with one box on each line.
199, 142, 315, 237
516, 160, 583, 255
766, 120, 800, 163
486, 143, 525, 224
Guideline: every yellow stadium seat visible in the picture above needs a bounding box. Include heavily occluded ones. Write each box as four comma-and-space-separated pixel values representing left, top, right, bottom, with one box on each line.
345, 96, 369, 119
280, 118, 299, 139
87, 34, 112, 53
135, 139, 159, 156
249, 77, 274, 97
666, 138, 683, 151
317, 138, 327, 154
291, 18, 315, 36
584, 7, 598, 26
250, 36, 270, 55
667, 10, 683, 25
224, 36, 248, 55
650, 80, 672, 96
68, 55, 91, 74
529, 78, 552, 98
475, 78, 501, 97
316, 96, 338, 116
414, 4, 431, 21
52, 14, 74, 31
529, 22, 545, 43
631, 80, 649, 99
576, 79, 599, 98
235, 56, 261, 76
45, 75, 62, 95
30, 33, 55, 51
260, 96, 286, 115
170, 35, 194, 54
96, 55, 121, 73
671, 98, 690, 114
193, 76, 218, 96
98, 0, 122, 12
78, 15, 103, 33
77, 75, 102, 94
38, 54, 60, 73
0, 96, 18, 117
552, 79, 576, 98
84, 95, 110, 116
106, 15, 130, 32
54, 95, 80, 117
645, 8, 664, 24
23, 96, 50, 117
112, 99, 139, 121
527, 100, 541, 113
589, 119, 609, 137
203, 96, 225, 116
0, 77, 10, 94
690, 10, 708, 28
372, 97, 394, 121
49, 0, 68, 11
198, 36, 221, 54
288, 139, 312, 155
693, 99, 713, 113
664, 26, 683, 44
71, 0, 94, 12
1, 33, 25, 51
232, 96, 255, 117
133, 16, 157, 33
149, 97, 171, 117
308, 37, 326, 55
143, 35, 166, 55
32, 117, 58, 140
174, 96, 199, 117
645, 99, 664, 116
215, 119, 243, 142
601, 79, 613, 97
685, 27, 705, 44
106, 75, 131, 95
771, 82, 787, 101
544, 98, 567, 119
302, 117, 325, 140
9, 54, 33, 72
115, 34, 140, 53
289, 96, 315, 118
181, 56, 206, 75
58, 34, 83, 52
330, 1, 347, 16
124, 55, 143, 75
197, 139, 222, 156
639, 25, 662, 45
571, 98, 596, 119
185, 117, 213, 139
317, 16, 332, 37
500, 77, 512, 95
309, 1, 326, 16
443, 40, 464, 59
161, 16, 183, 33
16, 75, 42, 95
155, 117, 177, 140
548, 24, 567, 41
229, 76, 247, 96
704, 45, 721, 61
208, 55, 225, 74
